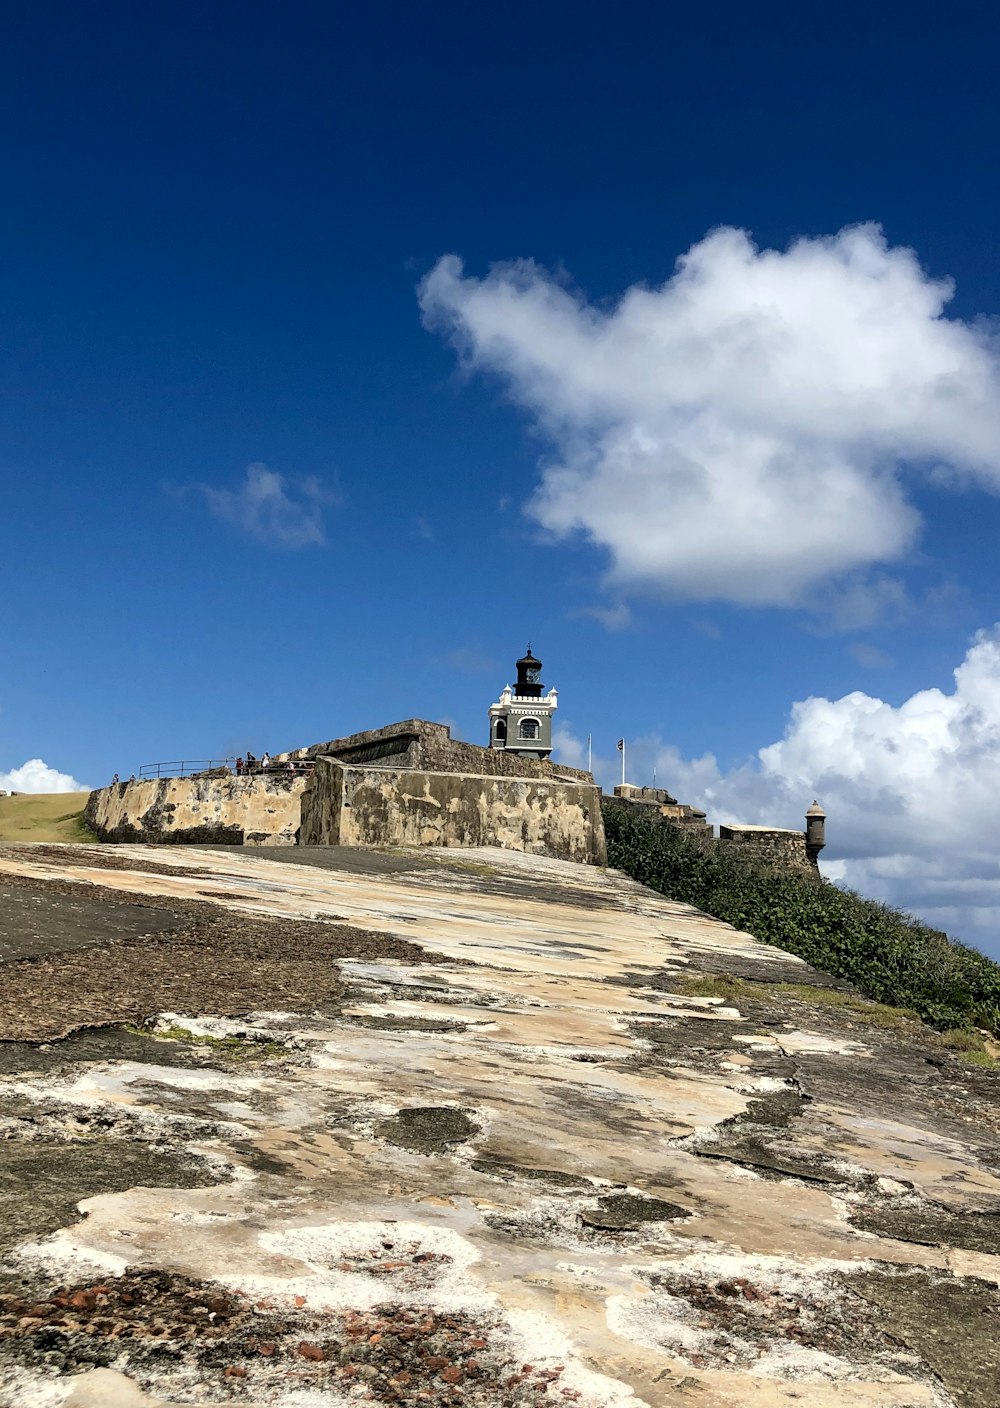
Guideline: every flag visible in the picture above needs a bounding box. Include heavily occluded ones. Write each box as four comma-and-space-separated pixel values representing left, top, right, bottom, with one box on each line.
616, 738, 624, 752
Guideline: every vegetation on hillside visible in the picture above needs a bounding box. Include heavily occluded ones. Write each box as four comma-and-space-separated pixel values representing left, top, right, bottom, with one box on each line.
0, 792, 94, 844
604, 804, 1000, 1038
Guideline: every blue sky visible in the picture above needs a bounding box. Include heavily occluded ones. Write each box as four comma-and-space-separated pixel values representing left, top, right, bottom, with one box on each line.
4, 2, 1000, 951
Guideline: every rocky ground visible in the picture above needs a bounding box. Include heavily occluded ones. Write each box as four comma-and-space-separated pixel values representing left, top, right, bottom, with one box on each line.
0, 840, 998, 1407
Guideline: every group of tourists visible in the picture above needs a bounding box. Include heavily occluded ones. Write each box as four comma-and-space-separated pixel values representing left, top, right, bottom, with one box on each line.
235, 753, 309, 777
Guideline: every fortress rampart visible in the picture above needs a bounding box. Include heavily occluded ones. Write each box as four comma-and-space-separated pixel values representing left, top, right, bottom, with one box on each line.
85, 719, 604, 857
300, 757, 606, 863
276, 718, 592, 782
84, 719, 822, 873
603, 784, 826, 874
84, 772, 307, 846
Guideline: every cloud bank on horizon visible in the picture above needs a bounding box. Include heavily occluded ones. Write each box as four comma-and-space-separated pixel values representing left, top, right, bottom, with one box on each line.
556, 626, 1000, 952
421, 223, 1000, 608
0, 759, 87, 794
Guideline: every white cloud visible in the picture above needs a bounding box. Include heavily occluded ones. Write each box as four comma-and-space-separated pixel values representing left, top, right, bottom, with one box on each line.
421, 226, 1000, 608
849, 642, 895, 670
554, 628, 1000, 956
0, 758, 87, 793
199, 463, 331, 549
578, 602, 632, 631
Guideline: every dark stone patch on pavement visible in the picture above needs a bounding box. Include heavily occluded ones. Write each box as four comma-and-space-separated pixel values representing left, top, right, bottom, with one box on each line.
632, 1014, 741, 1054
851, 1204, 1000, 1255
470, 1157, 590, 1190
376, 1106, 479, 1155
0, 1141, 225, 1261
344, 1013, 467, 1034
656, 951, 852, 989
0, 884, 183, 963
0, 1024, 204, 1077
685, 1084, 859, 1185
579, 1193, 691, 1230
843, 1266, 1000, 1408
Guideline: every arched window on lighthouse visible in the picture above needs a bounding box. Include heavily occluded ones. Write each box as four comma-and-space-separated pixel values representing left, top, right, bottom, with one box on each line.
495, 718, 507, 742
519, 718, 540, 740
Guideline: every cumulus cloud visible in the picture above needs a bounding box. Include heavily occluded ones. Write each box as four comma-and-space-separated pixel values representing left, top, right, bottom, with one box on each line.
555, 629, 1000, 955
421, 226, 1000, 608
199, 463, 332, 549
0, 759, 87, 793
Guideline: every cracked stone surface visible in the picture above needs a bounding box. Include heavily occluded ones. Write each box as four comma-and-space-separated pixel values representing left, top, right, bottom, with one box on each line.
0, 841, 998, 1406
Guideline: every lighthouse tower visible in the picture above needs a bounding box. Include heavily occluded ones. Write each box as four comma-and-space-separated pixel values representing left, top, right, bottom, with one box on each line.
488, 648, 558, 760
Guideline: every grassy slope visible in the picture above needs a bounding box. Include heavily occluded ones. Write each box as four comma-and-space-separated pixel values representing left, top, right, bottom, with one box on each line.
603, 803, 1000, 1039
0, 792, 95, 844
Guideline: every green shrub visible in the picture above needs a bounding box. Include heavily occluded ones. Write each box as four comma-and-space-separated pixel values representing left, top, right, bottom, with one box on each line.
603, 804, 1000, 1037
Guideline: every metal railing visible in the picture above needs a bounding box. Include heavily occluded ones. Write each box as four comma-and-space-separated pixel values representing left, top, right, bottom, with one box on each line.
137, 757, 318, 781
139, 758, 235, 780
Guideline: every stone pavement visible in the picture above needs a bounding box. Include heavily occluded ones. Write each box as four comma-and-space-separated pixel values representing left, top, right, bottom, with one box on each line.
0, 843, 997, 1407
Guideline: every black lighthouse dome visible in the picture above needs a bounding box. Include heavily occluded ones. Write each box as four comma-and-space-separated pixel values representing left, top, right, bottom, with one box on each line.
515, 647, 543, 698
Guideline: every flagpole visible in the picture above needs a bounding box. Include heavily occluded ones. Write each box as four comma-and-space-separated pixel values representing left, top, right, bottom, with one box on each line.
587, 734, 592, 773
621, 738, 626, 787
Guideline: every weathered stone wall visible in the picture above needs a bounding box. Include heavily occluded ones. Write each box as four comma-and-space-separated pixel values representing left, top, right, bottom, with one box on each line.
601, 798, 820, 876
718, 824, 816, 874
300, 758, 607, 864
297, 756, 344, 847
602, 792, 713, 836
277, 719, 592, 783
84, 774, 308, 846
614, 783, 679, 805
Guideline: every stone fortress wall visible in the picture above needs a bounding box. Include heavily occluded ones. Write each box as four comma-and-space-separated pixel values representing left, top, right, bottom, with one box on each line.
274, 718, 593, 782
84, 719, 604, 859
604, 784, 825, 874
84, 772, 307, 846
300, 757, 606, 864
84, 719, 822, 874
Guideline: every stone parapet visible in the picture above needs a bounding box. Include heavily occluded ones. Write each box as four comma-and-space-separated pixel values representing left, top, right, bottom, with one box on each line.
718, 823, 817, 874
84, 774, 308, 846
277, 718, 592, 783
602, 792, 712, 836
613, 783, 679, 805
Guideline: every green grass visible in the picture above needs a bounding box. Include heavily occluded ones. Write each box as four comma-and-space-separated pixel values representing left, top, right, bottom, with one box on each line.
0, 792, 95, 844
932, 1028, 1000, 1067
140, 1024, 288, 1062
672, 971, 918, 1029
604, 803, 1000, 1039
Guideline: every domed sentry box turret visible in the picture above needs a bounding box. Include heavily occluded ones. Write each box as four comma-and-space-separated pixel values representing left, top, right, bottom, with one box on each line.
805, 800, 827, 866
489, 647, 558, 759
